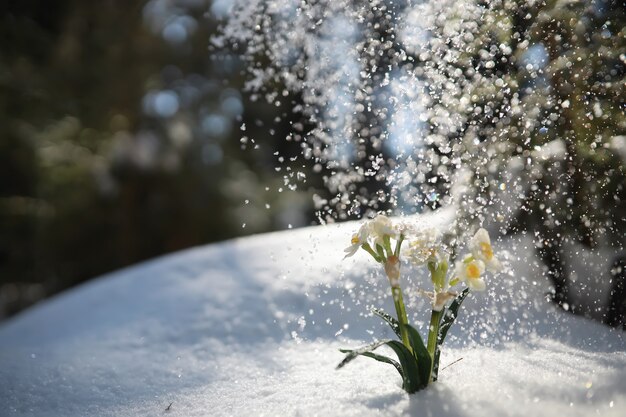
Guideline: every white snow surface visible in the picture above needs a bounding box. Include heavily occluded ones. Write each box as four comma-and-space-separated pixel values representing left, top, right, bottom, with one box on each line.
1, 217, 625, 417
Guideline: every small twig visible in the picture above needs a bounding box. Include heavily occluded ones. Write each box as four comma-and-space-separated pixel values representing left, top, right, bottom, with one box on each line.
440, 357, 463, 372
165, 402, 173, 412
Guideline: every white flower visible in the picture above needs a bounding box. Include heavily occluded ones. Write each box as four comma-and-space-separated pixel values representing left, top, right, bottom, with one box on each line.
403, 228, 441, 265
343, 223, 369, 258
368, 214, 397, 247
393, 220, 412, 237
469, 228, 502, 273
455, 256, 486, 291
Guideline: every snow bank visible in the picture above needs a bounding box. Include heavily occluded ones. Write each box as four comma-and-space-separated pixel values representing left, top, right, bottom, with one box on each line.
0, 218, 624, 416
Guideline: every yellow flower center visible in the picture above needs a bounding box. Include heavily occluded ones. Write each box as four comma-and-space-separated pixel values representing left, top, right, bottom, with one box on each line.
480, 242, 494, 260
351, 234, 360, 245
466, 263, 481, 279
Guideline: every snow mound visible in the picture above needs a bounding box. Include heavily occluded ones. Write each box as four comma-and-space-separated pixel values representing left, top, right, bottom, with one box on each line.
1, 219, 625, 416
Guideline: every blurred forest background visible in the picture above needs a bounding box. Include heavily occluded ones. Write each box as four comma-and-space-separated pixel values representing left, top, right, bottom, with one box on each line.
1, 0, 625, 325
0, 0, 326, 319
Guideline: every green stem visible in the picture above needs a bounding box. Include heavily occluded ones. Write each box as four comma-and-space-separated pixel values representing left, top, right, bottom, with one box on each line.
376, 244, 386, 261
383, 235, 393, 258
391, 286, 412, 354
427, 309, 443, 381
394, 234, 404, 257
362, 243, 382, 262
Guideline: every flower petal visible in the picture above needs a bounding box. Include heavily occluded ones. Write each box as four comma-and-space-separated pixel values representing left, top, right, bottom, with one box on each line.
343, 244, 359, 258
486, 257, 503, 273
468, 277, 486, 291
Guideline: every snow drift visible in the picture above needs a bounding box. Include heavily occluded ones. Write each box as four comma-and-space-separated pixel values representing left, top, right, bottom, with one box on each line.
0, 219, 624, 416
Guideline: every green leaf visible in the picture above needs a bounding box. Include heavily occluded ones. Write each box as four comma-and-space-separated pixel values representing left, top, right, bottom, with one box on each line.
438, 288, 470, 345
432, 288, 470, 381
405, 323, 432, 387
371, 307, 401, 339
432, 349, 442, 382
338, 348, 404, 378
385, 340, 426, 393
338, 338, 429, 393
336, 339, 391, 370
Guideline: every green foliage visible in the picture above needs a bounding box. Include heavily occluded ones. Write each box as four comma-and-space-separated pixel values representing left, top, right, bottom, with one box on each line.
372, 307, 401, 339
338, 336, 426, 393
338, 346, 404, 378
432, 288, 470, 382
338, 308, 436, 393
339, 288, 471, 393
385, 340, 426, 393
336, 339, 393, 369
404, 323, 432, 388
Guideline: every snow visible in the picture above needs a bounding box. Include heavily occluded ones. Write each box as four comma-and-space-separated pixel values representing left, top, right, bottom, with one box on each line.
1, 218, 625, 416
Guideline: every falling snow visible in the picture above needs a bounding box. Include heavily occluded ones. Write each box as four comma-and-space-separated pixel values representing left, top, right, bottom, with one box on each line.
217, 0, 626, 316
1, 1, 624, 415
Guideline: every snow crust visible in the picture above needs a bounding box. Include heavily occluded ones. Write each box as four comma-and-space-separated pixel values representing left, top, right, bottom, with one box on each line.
1, 218, 625, 416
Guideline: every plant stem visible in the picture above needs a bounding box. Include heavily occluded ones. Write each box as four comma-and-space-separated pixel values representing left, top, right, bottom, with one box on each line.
394, 234, 404, 257
384, 255, 412, 353
427, 309, 443, 381
362, 243, 382, 262
391, 286, 412, 354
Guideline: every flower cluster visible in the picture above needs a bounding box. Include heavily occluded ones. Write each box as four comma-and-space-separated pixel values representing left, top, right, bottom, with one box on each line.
338, 214, 502, 393
345, 215, 501, 312
344, 214, 401, 262
454, 228, 502, 291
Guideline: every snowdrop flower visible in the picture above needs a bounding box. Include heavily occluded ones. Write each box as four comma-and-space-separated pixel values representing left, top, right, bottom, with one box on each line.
368, 214, 397, 245
403, 228, 441, 265
455, 256, 486, 291
469, 228, 502, 273
344, 223, 369, 258
393, 220, 412, 237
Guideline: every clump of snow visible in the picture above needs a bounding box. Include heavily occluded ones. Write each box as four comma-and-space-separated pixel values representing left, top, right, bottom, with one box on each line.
0, 218, 624, 416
